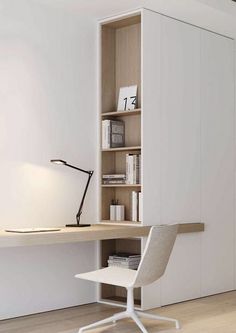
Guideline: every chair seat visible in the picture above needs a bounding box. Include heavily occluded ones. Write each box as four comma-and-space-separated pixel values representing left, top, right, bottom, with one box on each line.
75, 266, 136, 288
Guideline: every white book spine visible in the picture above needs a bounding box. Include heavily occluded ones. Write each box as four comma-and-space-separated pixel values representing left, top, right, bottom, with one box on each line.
138, 192, 142, 222
132, 191, 138, 222
102, 120, 111, 149
138, 154, 141, 185
130, 155, 134, 184
126, 154, 131, 184
102, 121, 106, 149
107, 120, 111, 148
133, 155, 137, 184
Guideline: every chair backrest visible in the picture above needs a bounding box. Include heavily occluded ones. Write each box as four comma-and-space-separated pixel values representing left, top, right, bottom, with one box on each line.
133, 224, 178, 288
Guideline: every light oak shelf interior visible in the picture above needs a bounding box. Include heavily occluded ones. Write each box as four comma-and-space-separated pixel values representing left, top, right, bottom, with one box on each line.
102, 146, 141, 152
101, 109, 141, 117
100, 13, 142, 307
101, 184, 141, 188
100, 237, 141, 306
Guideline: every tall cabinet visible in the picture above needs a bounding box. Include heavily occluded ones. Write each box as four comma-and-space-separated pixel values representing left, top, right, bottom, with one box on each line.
98, 9, 235, 310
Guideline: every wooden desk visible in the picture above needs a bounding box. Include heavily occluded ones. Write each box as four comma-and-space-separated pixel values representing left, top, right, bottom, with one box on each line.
0, 223, 204, 248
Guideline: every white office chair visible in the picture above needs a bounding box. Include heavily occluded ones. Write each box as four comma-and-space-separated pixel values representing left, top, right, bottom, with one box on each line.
75, 224, 180, 333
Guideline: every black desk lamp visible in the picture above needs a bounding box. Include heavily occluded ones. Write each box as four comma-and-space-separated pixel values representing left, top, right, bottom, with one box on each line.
51, 159, 93, 227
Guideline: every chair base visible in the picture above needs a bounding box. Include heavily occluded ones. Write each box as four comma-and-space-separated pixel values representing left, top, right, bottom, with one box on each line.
78, 288, 180, 333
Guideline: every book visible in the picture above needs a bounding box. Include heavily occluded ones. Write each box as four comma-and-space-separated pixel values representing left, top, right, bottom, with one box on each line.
103, 180, 126, 184
102, 120, 110, 149
108, 252, 141, 270
107, 261, 140, 269
126, 154, 141, 184
102, 174, 126, 179
138, 192, 142, 222
109, 253, 141, 260
102, 120, 125, 149
131, 191, 138, 222
108, 258, 141, 263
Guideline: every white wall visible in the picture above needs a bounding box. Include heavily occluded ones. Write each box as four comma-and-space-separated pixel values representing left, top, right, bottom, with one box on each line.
0, 0, 97, 319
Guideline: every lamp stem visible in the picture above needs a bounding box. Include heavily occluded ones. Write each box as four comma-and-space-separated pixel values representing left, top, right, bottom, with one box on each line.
76, 171, 94, 225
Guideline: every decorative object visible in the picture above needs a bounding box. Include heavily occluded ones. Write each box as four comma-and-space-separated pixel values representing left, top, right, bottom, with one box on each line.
51, 159, 93, 227
117, 85, 137, 111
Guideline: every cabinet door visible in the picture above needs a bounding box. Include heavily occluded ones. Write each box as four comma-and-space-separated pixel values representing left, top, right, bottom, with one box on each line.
201, 31, 235, 295
142, 9, 162, 309
142, 9, 161, 227
160, 16, 202, 305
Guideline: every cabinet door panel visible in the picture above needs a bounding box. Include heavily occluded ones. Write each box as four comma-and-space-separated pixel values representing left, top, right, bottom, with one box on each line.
142, 9, 161, 226
161, 234, 201, 305
201, 31, 235, 295
160, 16, 201, 304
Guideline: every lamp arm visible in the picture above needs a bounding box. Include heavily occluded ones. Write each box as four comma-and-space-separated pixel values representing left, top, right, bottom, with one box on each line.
64, 163, 91, 175
76, 171, 94, 225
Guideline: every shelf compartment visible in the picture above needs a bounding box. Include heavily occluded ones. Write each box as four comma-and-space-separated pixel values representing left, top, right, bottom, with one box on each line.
100, 238, 141, 306
101, 114, 141, 148
100, 239, 141, 304
101, 109, 141, 117
102, 150, 141, 176
102, 146, 141, 152
101, 15, 141, 113
101, 186, 141, 221
101, 237, 141, 267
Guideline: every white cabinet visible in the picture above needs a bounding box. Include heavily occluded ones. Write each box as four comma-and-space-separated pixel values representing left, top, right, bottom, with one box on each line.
142, 9, 161, 227
158, 15, 202, 305
201, 31, 235, 295
98, 8, 235, 310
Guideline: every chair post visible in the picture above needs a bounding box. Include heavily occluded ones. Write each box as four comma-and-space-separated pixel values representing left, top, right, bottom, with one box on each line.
126, 288, 135, 314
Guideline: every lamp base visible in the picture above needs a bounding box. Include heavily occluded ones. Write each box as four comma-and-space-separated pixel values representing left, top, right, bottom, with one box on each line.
66, 224, 91, 227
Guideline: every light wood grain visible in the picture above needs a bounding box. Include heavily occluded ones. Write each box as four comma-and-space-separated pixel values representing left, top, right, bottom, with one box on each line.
101, 184, 141, 188
103, 14, 141, 29
0, 225, 150, 248
100, 15, 141, 229
101, 109, 141, 117
101, 26, 116, 112
101, 220, 142, 226
102, 146, 141, 152
100, 237, 141, 303
0, 223, 204, 248
2, 291, 236, 333
115, 23, 141, 108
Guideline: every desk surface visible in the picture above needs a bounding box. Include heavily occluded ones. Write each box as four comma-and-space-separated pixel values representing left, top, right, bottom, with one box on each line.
0, 223, 204, 248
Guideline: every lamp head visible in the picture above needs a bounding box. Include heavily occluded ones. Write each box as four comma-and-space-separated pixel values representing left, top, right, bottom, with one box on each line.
50, 159, 67, 165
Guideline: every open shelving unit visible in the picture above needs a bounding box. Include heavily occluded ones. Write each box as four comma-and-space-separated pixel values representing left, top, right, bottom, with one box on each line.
99, 12, 142, 226
98, 12, 142, 307
99, 238, 142, 307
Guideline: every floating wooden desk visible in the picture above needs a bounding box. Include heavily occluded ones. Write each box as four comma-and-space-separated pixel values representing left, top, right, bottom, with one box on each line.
0, 223, 204, 248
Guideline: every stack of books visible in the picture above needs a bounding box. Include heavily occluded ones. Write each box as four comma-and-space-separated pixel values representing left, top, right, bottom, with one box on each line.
126, 153, 141, 184
102, 174, 126, 184
131, 191, 142, 222
102, 120, 125, 149
108, 253, 141, 270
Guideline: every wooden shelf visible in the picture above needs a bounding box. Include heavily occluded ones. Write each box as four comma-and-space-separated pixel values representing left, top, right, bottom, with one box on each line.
102, 146, 141, 152
101, 109, 141, 117
101, 220, 142, 226
101, 184, 141, 188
